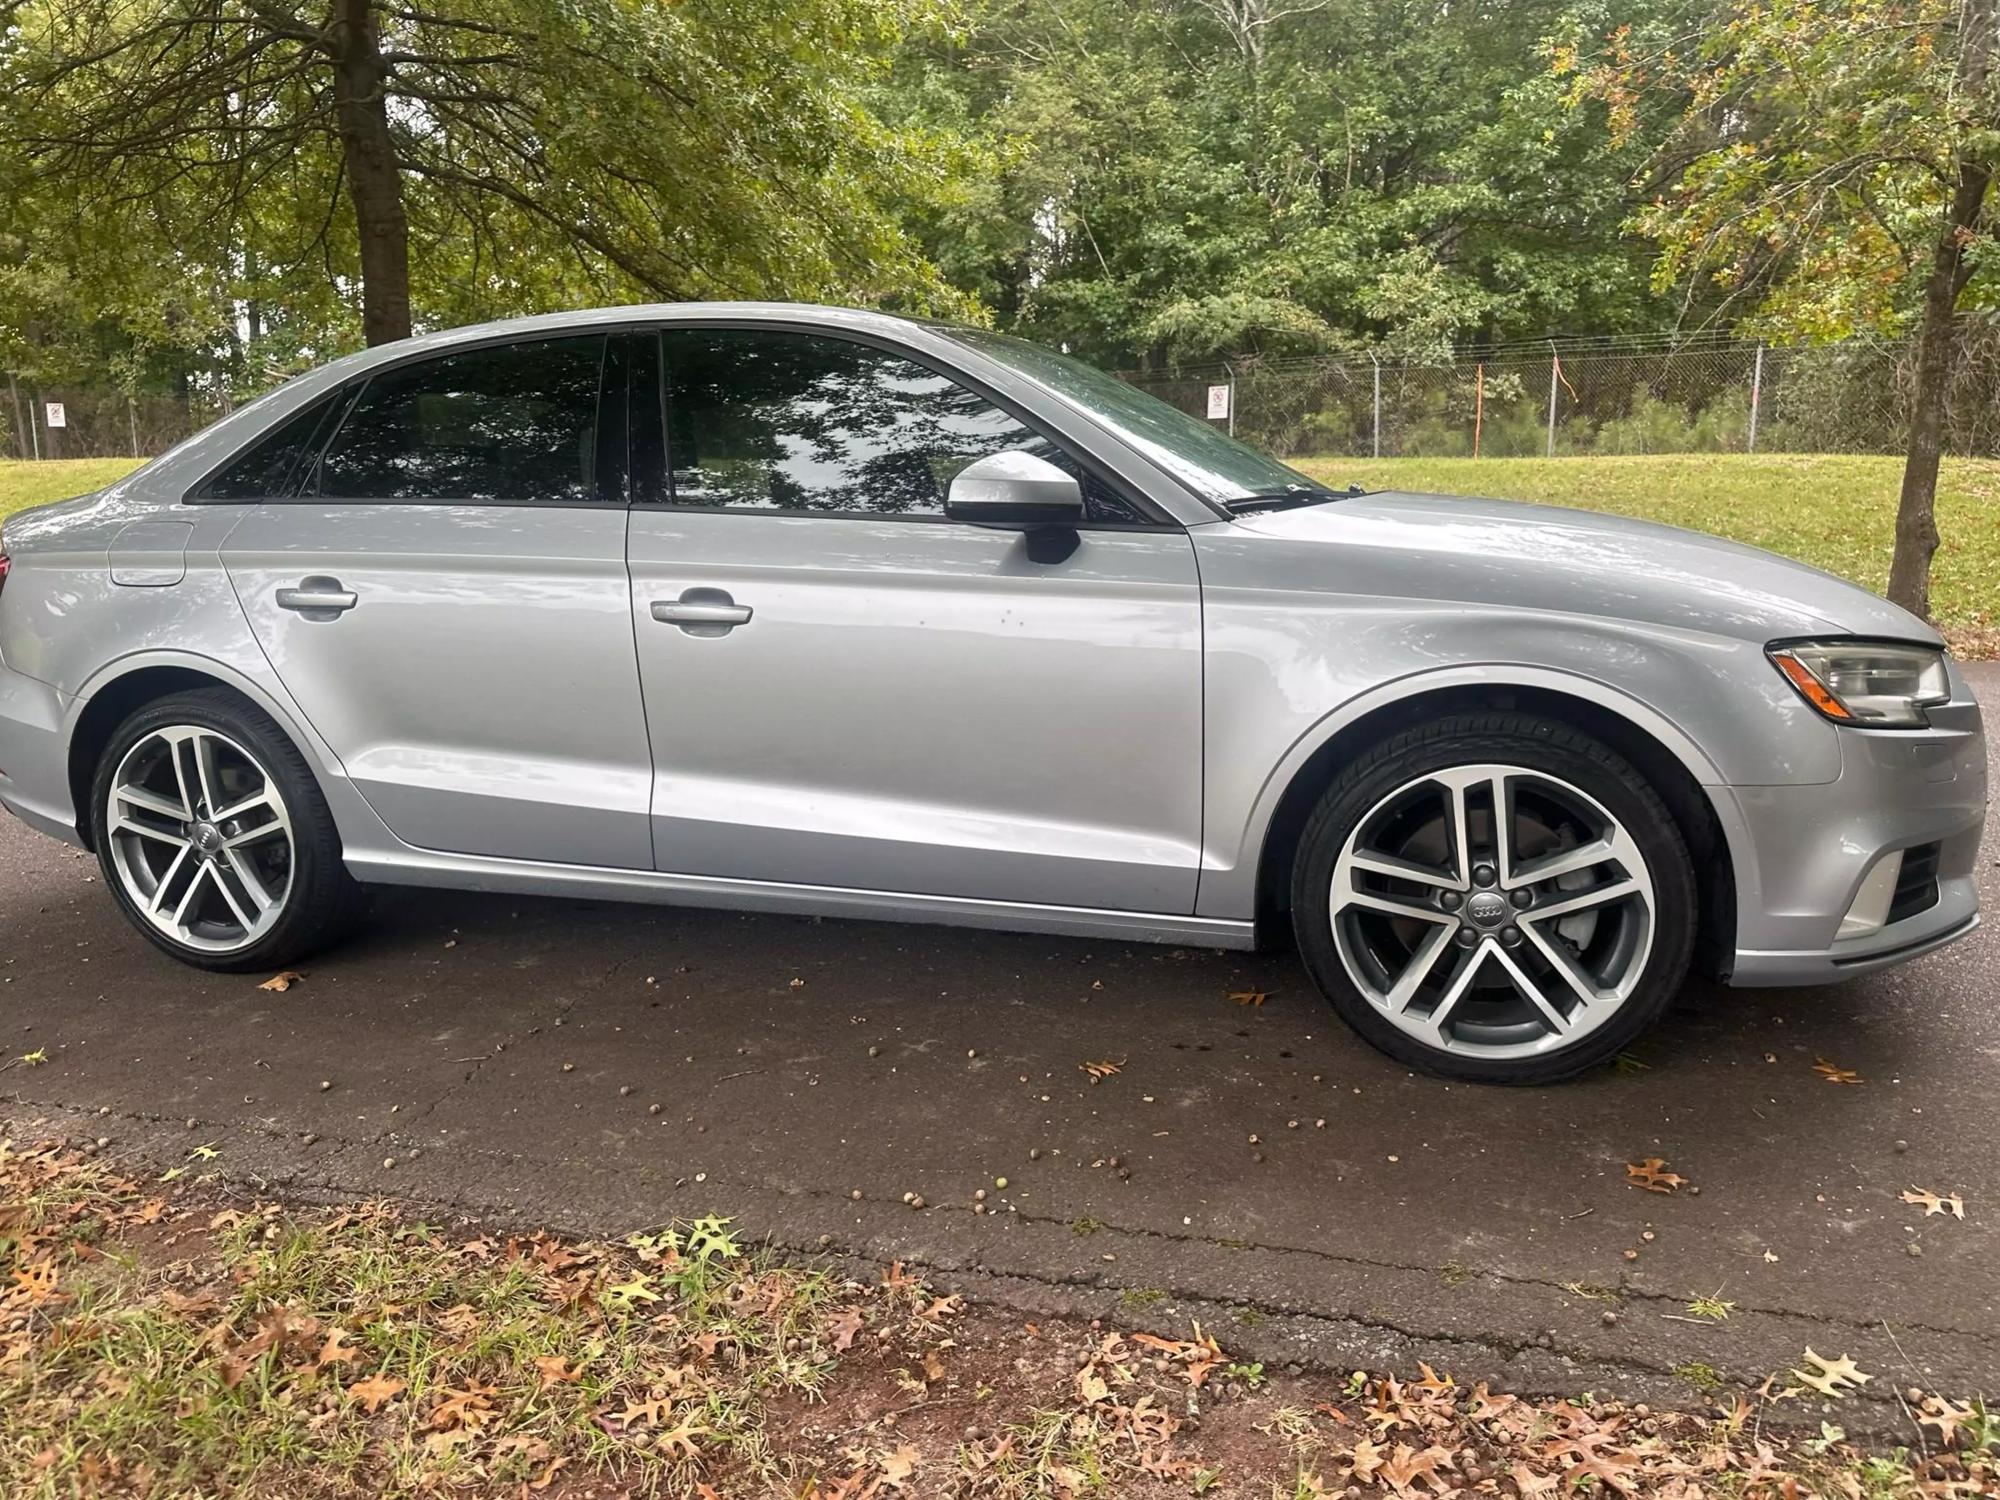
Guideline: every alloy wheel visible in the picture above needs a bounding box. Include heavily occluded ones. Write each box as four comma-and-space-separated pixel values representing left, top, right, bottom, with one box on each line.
1328, 763, 1656, 1060
105, 725, 295, 954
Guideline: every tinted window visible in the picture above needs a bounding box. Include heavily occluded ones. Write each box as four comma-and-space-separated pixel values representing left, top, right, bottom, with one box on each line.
659, 329, 1147, 523
317, 335, 607, 502
946, 327, 1322, 506
196, 392, 340, 500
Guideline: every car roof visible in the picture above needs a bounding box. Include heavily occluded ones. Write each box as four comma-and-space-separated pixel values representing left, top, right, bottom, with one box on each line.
337, 301, 953, 370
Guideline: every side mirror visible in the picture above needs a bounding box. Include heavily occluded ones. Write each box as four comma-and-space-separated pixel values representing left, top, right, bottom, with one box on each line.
945, 450, 1084, 528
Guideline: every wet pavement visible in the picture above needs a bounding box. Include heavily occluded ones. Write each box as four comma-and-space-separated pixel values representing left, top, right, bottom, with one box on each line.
4, 664, 1995, 1425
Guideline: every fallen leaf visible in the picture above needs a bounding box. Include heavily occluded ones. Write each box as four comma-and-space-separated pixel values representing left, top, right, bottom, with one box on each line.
1626, 1158, 1687, 1193
1411, 1362, 1455, 1393
1346, 1436, 1386, 1483
429, 1381, 499, 1431
348, 1373, 406, 1413
1812, 1057, 1863, 1085
1899, 1187, 1965, 1220
1918, 1395, 1978, 1445
1079, 1058, 1123, 1080
1229, 990, 1269, 1006
535, 1354, 585, 1389
259, 971, 305, 993
829, 1307, 865, 1351
1793, 1348, 1870, 1398
315, 1328, 360, 1369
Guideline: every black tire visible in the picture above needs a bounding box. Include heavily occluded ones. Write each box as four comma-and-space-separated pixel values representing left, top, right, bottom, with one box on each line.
89, 687, 367, 973
1290, 711, 1696, 1085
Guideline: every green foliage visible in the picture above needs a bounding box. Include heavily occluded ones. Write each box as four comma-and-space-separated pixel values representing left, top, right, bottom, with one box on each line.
0, 0, 968, 397
1566, 0, 1983, 342
884, 0, 1682, 366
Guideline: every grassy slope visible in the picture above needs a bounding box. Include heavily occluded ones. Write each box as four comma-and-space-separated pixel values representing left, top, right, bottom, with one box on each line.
6, 452, 1995, 649
0, 457, 145, 523
1295, 452, 2000, 649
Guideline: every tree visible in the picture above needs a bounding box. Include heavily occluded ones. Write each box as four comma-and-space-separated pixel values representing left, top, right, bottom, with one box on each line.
2, 0, 965, 355
1567, 0, 1997, 620
885, 0, 1682, 368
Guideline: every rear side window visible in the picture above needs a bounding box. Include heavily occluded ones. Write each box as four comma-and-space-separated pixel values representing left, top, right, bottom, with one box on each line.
316, 335, 608, 502
195, 393, 340, 500
659, 328, 1149, 523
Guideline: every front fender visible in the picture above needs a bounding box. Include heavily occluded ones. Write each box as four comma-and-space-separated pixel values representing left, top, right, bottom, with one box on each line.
1188, 592, 1835, 921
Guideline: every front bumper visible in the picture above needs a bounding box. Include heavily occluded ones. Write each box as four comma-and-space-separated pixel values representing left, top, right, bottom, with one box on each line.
1719, 689, 1986, 986
0, 658, 81, 847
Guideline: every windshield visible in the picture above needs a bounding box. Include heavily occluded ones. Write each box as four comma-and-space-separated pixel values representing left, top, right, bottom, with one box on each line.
943, 328, 1327, 508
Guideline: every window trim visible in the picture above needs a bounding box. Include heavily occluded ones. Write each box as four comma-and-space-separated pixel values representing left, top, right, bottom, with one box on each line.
184, 328, 632, 510
640, 319, 1184, 532
180, 386, 355, 505
306, 331, 619, 508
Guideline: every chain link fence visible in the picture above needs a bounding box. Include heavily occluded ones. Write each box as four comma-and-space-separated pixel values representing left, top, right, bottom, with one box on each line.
10, 328, 2000, 463
1, 381, 222, 462
1121, 330, 2000, 462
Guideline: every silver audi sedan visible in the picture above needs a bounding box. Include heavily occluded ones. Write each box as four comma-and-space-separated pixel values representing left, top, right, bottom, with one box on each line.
0, 305, 1985, 1082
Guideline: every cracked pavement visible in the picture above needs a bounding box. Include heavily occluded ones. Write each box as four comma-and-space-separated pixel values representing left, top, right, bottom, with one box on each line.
3, 665, 1995, 1425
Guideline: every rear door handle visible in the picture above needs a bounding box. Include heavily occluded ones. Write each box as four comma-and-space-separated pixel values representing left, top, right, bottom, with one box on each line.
652, 589, 752, 635
275, 576, 358, 619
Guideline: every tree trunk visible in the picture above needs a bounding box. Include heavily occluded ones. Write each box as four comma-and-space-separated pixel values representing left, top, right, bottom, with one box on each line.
331, 0, 411, 345
1887, 0, 1993, 620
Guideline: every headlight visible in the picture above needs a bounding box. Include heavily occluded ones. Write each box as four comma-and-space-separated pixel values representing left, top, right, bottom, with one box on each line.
1768, 640, 1951, 728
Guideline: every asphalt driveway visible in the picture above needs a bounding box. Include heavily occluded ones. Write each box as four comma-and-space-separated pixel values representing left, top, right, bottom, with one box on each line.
5, 665, 1995, 1423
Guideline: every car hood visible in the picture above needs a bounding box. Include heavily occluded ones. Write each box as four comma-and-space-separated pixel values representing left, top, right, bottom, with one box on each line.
1227, 490, 1942, 646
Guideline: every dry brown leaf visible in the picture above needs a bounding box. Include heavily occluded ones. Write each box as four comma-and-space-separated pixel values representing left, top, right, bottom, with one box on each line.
878, 1443, 922, 1490
315, 1328, 359, 1369
535, 1354, 585, 1389
1918, 1395, 1979, 1445
1793, 1348, 1870, 1398
429, 1381, 499, 1431
1812, 1057, 1864, 1085
1412, 1361, 1455, 1393
1228, 989, 1269, 1006
259, 970, 305, 993
347, 1373, 405, 1413
1346, 1436, 1386, 1483
1079, 1057, 1124, 1080
1626, 1158, 1687, 1193
656, 1420, 707, 1460
828, 1306, 865, 1351
1510, 1461, 1560, 1498
1900, 1187, 1966, 1219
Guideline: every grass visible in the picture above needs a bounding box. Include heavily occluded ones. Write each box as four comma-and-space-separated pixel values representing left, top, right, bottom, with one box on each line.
3, 1134, 1994, 1499
0, 457, 146, 522
1296, 452, 2000, 655
6, 452, 1996, 653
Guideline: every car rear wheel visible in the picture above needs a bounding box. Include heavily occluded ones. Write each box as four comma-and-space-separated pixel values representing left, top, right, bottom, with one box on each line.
91, 688, 365, 972
1291, 712, 1696, 1084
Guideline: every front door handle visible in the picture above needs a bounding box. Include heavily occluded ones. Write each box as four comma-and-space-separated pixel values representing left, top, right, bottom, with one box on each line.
652, 588, 752, 636
275, 576, 358, 620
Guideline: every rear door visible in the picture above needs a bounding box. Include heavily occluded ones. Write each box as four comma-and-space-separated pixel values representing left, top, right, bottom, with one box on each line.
221, 331, 656, 869
626, 324, 1204, 913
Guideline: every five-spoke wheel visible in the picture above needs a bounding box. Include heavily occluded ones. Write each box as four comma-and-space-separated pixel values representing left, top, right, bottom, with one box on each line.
1293, 713, 1695, 1084
1329, 763, 1655, 1060
91, 689, 364, 972
106, 726, 296, 954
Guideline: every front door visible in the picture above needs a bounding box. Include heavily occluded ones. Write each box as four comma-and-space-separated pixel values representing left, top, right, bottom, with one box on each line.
626, 326, 1203, 913
222, 332, 655, 869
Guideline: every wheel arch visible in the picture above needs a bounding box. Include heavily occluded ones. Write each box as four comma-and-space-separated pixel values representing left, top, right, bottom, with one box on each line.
65, 655, 338, 852
1247, 672, 1738, 978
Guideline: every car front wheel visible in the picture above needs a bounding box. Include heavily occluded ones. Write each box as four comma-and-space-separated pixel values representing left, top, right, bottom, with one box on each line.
91, 688, 365, 972
1291, 711, 1697, 1084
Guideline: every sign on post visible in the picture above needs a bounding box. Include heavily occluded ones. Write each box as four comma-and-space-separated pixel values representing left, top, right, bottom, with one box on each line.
1205, 384, 1231, 421
43, 402, 66, 429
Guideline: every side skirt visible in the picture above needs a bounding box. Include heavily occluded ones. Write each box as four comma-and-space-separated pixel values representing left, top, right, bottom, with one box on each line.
344, 848, 1260, 951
